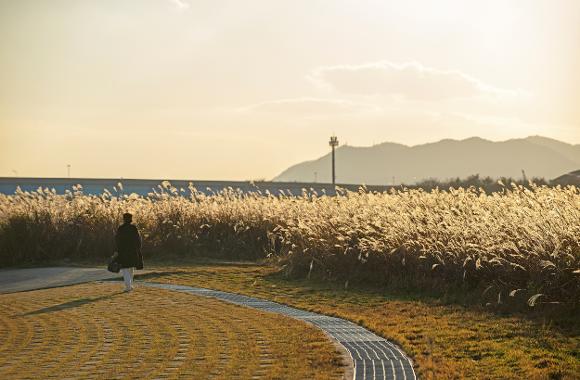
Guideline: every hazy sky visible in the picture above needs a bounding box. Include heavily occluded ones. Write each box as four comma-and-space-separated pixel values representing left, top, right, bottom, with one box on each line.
1, 0, 579, 180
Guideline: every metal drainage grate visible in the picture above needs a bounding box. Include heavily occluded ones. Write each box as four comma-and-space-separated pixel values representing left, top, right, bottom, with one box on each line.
140, 281, 417, 380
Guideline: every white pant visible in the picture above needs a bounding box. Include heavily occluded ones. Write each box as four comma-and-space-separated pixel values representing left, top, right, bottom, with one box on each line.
121, 267, 135, 290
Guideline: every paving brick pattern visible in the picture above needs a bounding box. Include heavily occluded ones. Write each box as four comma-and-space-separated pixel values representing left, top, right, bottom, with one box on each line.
0, 283, 345, 380
143, 282, 417, 380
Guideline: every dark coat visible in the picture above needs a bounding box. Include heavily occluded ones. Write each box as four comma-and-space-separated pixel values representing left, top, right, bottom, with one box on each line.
115, 223, 143, 269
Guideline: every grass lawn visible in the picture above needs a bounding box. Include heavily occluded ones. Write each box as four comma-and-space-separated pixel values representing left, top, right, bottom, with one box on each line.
0, 282, 345, 379
137, 260, 580, 380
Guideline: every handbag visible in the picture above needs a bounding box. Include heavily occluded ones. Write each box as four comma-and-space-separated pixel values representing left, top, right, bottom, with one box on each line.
107, 252, 121, 273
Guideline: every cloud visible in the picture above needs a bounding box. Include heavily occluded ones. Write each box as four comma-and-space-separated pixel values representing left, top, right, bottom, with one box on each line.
310, 61, 524, 101
238, 97, 378, 116
168, 0, 190, 10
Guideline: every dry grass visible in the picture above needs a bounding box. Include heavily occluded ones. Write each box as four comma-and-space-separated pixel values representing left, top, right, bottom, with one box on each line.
0, 282, 345, 380
139, 262, 580, 380
1, 183, 579, 307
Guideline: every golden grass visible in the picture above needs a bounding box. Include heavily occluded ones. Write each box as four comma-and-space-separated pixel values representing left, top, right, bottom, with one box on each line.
139, 262, 580, 380
1, 183, 578, 307
0, 282, 345, 380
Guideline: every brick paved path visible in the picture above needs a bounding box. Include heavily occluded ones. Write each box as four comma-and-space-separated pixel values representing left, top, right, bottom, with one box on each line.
1, 283, 346, 379
0, 267, 416, 379
142, 282, 417, 380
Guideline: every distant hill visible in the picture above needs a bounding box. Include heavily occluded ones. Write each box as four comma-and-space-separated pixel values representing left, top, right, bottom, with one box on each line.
552, 169, 580, 186
273, 136, 580, 185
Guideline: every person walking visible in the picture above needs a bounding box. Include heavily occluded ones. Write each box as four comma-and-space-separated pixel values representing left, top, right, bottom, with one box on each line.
115, 212, 143, 292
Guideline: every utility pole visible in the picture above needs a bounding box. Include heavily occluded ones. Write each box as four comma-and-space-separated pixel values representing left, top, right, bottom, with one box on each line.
314, 171, 318, 183
329, 135, 339, 185
67, 164, 71, 178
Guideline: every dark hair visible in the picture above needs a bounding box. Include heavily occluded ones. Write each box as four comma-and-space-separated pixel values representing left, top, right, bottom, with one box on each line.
123, 213, 133, 223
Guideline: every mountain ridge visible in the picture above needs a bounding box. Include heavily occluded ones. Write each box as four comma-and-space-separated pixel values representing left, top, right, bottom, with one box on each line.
273, 136, 580, 185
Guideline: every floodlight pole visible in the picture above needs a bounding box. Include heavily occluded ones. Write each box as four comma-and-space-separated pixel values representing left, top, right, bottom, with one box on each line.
329, 135, 339, 185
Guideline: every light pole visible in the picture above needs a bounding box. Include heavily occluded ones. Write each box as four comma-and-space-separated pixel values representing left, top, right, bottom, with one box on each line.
329, 135, 338, 185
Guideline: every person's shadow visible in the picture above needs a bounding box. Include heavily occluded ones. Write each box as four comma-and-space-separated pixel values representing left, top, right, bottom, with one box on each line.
18, 291, 124, 317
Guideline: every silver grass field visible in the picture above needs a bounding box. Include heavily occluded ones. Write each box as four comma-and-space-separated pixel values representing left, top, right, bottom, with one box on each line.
0, 182, 578, 309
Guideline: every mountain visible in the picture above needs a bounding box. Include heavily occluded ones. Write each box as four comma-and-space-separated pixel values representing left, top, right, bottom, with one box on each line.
273, 136, 580, 185
553, 169, 580, 186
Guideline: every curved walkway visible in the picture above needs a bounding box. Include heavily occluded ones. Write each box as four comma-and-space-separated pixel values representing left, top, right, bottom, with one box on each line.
0, 282, 344, 379
142, 282, 417, 380
0, 267, 417, 380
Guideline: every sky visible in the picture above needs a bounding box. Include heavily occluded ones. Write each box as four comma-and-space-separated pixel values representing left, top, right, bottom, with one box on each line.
0, 0, 579, 180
